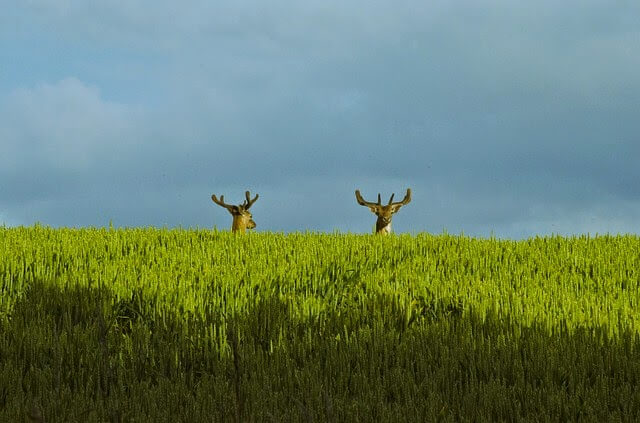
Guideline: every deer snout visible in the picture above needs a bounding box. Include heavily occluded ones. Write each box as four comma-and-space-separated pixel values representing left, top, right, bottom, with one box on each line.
248, 219, 256, 229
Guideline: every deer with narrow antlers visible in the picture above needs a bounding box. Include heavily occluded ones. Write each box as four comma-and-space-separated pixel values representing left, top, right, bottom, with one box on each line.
211, 190, 259, 233
355, 188, 411, 234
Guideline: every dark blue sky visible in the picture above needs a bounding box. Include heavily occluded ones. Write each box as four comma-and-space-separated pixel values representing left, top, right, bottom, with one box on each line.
1, 1, 639, 238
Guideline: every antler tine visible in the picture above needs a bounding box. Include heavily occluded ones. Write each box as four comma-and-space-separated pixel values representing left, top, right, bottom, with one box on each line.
388, 193, 395, 205
377, 193, 381, 205
355, 189, 379, 208
211, 194, 234, 211
244, 190, 259, 209
390, 188, 412, 206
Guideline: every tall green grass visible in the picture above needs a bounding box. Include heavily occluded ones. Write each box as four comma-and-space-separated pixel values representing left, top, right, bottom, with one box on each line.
1, 226, 639, 421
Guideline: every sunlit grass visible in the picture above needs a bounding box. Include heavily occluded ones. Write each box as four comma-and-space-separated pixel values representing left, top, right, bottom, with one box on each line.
1, 226, 639, 421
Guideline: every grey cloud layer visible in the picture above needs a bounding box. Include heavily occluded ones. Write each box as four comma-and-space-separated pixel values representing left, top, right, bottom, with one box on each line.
1, 1, 639, 236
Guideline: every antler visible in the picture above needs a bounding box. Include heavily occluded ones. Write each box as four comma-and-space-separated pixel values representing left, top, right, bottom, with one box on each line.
355, 190, 382, 209
243, 191, 259, 209
211, 194, 235, 211
389, 188, 411, 207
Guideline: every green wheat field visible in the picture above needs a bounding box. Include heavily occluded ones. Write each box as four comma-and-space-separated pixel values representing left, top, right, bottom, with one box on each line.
1, 225, 639, 421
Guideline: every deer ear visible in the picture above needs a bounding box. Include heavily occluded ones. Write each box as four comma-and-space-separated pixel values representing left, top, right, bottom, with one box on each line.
368, 206, 379, 214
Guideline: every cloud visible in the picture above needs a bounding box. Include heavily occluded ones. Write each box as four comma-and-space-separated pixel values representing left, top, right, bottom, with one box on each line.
2, 78, 140, 168
0, 78, 148, 204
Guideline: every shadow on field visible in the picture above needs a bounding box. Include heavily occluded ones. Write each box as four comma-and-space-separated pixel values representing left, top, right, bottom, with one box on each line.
2, 280, 640, 422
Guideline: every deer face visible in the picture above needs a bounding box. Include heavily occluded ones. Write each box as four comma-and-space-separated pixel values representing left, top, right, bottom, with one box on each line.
246, 213, 256, 229
231, 206, 256, 230
365, 203, 405, 222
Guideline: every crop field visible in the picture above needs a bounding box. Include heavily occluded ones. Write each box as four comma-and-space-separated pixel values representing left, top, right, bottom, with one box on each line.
1, 225, 640, 421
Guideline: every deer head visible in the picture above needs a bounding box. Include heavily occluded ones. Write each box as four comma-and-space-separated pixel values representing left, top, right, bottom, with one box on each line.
211, 190, 259, 233
355, 188, 411, 234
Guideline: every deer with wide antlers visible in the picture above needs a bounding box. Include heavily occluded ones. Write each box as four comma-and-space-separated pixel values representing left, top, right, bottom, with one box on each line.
211, 190, 259, 233
355, 188, 411, 234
